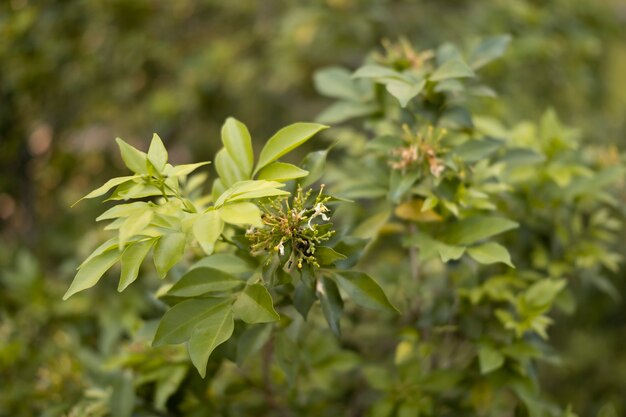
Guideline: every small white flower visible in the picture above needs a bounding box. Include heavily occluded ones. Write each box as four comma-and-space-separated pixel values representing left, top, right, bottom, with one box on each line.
308, 203, 330, 229
275, 240, 285, 256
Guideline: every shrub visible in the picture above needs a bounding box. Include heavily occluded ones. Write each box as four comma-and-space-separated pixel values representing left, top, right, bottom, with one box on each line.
66, 36, 623, 416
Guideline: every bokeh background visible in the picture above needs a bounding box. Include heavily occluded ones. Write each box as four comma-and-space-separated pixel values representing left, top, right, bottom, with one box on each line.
1, 0, 625, 415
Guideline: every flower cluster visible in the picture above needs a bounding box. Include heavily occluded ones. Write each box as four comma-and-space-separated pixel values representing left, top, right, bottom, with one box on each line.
374, 38, 434, 71
390, 125, 447, 178
246, 186, 334, 269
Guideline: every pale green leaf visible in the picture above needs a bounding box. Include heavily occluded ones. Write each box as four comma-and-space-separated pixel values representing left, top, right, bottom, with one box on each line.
469, 34, 512, 70
215, 148, 246, 188
221, 117, 253, 177
385, 79, 425, 107
430, 58, 475, 82
468, 242, 514, 267
255, 123, 328, 174
188, 305, 234, 377
64, 250, 121, 300
219, 202, 263, 227
152, 297, 232, 346
72, 176, 138, 206
165, 161, 211, 178
316, 101, 379, 124
119, 210, 153, 248
118, 238, 156, 291
192, 211, 223, 255
214, 180, 288, 207
334, 271, 399, 313
442, 216, 518, 245
116, 138, 149, 175
478, 346, 504, 374
168, 267, 244, 297
96, 202, 150, 221
191, 253, 255, 274
153, 232, 186, 278
257, 162, 309, 182
314, 67, 361, 100
524, 279, 566, 309
353, 64, 402, 79
148, 133, 168, 173
233, 284, 280, 324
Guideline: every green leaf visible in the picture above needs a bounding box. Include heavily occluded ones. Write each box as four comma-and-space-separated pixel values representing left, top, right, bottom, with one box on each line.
153, 233, 186, 278
109, 372, 135, 417
116, 138, 149, 175
214, 180, 288, 207
168, 267, 244, 297
154, 366, 187, 410
524, 279, 566, 310
165, 161, 211, 178
72, 176, 139, 206
469, 34, 512, 70
300, 149, 329, 187
255, 123, 328, 174
192, 211, 224, 255
314, 67, 362, 100
430, 58, 475, 82
442, 216, 518, 245
153, 297, 232, 347
236, 324, 272, 366
316, 101, 379, 124
221, 117, 254, 177
233, 284, 280, 324
317, 276, 343, 336
148, 133, 168, 173
219, 202, 263, 227
353, 64, 402, 79
315, 246, 347, 266
188, 306, 234, 377
191, 253, 255, 274
215, 148, 246, 188
257, 162, 309, 182
119, 210, 153, 248
385, 79, 426, 107
478, 346, 505, 374
334, 271, 399, 313
468, 242, 514, 268
403, 232, 466, 263
118, 238, 156, 291
64, 249, 121, 300
97, 202, 150, 221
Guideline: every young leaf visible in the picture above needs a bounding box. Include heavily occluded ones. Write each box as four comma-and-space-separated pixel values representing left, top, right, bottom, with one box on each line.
188, 306, 234, 378
430, 58, 475, 82
221, 117, 254, 177
153, 297, 232, 347
467, 242, 514, 268
214, 180, 289, 207
119, 210, 153, 248
442, 216, 518, 246
118, 238, 156, 291
317, 276, 343, 336
165, 161, 211, 178
353, 64, 402, 79
64, 250, 121, 300
153, 233, 186, 278
478, 346, 505, 374
116, 138, 149, 175
167, 267, 244, 297
524, 279, 566, 310
257, 162, 309, 182
219, 202, 263, 227
254, 123, 328, 174
469, 34, 512, 70
333, 271, 399, 313
192, 211, 224, 255
72, 176, 139, 206
313, 67, 362, 101
215, 148, 246, 188
300, 149, 329, 187
233, 283, 280, 324
385, 79, 426, 107
148, 133, 168, 173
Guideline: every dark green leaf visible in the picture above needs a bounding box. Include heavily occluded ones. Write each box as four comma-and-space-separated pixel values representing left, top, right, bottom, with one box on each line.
168, 267, 244, 297
334, 271, 399, 313
317, 276, 343, 336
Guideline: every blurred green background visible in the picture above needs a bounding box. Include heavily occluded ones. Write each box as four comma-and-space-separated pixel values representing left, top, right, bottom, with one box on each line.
1, 0, 625, 415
